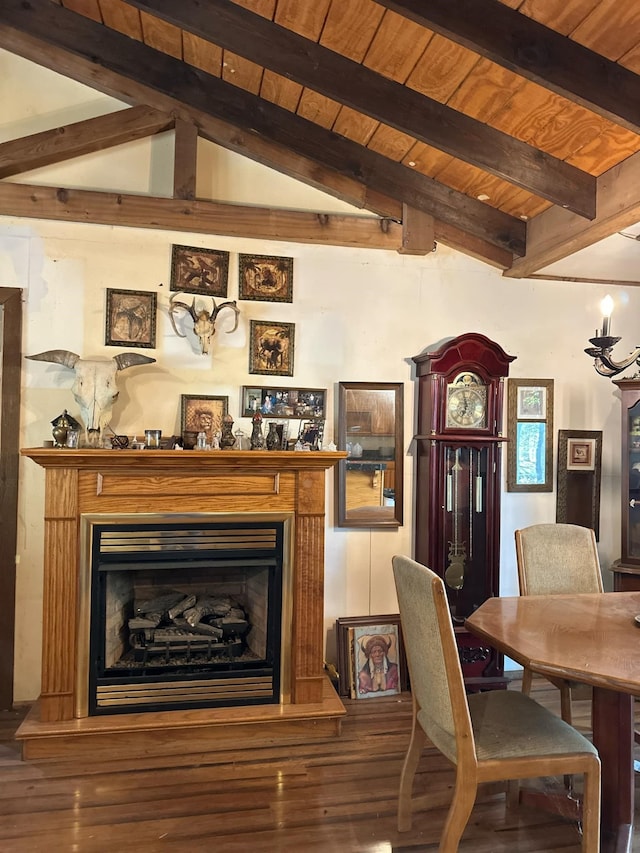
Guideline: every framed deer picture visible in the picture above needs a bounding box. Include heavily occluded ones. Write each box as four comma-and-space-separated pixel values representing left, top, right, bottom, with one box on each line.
105, 288, 157, 348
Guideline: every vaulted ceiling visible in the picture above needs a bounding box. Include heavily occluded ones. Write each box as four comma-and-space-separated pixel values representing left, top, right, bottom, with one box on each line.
2, 0, 640, 279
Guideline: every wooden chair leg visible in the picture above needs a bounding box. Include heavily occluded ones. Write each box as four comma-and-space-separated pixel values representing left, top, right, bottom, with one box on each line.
579, 760, 601, 853
439, 773, 477, 853
521, 667, 533, 696
559, 683, 573, 725
398, 716, 428, 832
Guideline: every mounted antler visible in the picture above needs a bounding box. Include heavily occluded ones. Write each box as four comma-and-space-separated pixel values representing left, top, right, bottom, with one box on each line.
169, 293, 240, 355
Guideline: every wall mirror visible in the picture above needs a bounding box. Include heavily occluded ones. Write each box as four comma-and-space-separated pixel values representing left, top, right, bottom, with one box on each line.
336, 382, 403, 528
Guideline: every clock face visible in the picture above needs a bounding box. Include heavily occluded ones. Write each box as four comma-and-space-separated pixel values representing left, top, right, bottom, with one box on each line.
446, 374, 487, 429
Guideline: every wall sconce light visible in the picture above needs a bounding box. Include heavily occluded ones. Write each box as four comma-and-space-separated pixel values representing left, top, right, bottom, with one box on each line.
584, 295, 640, 378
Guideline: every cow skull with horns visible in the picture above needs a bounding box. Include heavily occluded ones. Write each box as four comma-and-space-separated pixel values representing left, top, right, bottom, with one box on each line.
27, 350, 156, 443
169, 293, 240, 355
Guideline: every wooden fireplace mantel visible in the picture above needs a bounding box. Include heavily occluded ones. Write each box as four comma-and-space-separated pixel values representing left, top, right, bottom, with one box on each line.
18, 448, 346, 760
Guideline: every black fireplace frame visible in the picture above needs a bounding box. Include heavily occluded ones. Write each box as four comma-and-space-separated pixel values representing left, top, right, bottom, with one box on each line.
85, 514, 288, 715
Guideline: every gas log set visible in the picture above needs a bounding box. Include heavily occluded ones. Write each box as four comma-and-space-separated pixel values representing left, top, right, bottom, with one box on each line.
124, 591, 251, 667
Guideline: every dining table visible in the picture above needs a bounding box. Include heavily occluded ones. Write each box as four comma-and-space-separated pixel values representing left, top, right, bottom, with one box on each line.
465, 591, 640, 853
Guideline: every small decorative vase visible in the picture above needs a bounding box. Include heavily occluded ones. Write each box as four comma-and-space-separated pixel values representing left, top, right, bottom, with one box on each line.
250, 412, 265, 450
266, 422, 280, 451
220, 414, 236, 450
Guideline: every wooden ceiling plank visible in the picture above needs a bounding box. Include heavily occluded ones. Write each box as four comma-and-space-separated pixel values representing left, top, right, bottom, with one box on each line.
273, 0, 330, 39
506, 148, 640, 276
182, 32, 222, 77
297, 90, 342, 129
331, 107, 379, 147
124, 0, 596, 218
374, 0, 640, 135
514, 0, 600, 35
566, 124, 640, 176
173, 119, 197, 200
362, 10, 433, 83
320, 0, 385, 62
230, 0, 276, 20
221, 51, 264, 94
570, 0, 640, 62
139, 9, 182, 58
406, 35, 480, 103
61, 0, 102, 22
0, 0, 524, 256
261, 71, 303, 112
98, 0, 142, 39
0, 106, 174, 179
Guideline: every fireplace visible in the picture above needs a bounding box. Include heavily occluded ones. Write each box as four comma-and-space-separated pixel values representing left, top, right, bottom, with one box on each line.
18, 448, 345, 760
82, 513, 292, 715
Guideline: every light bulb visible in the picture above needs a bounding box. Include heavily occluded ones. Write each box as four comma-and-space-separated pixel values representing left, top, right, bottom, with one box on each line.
600, 295, 614, 336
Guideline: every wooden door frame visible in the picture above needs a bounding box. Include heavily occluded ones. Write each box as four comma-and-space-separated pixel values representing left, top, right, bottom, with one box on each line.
0, 288, 22, 709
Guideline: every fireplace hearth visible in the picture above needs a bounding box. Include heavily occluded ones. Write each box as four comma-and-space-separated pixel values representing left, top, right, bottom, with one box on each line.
19, 448, 345, 761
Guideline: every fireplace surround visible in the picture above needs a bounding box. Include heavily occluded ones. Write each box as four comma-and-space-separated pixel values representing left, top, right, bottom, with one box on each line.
18, 448, 345, 760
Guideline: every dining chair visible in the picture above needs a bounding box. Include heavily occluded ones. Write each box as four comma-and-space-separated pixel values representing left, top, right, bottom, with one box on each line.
515, 523, 603, 725
392, 554, 601, 852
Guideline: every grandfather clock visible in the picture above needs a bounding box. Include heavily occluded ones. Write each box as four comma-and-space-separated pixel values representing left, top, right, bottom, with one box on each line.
413, 333, 516, 688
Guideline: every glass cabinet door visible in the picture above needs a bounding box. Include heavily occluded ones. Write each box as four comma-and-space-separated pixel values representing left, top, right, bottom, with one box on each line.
626, 398, 640, 561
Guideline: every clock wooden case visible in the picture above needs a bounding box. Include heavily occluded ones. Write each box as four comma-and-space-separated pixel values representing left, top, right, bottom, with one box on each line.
413, 333, 516, 689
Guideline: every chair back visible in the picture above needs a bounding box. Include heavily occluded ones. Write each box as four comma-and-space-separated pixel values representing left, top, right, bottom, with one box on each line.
392, 555, 475, 767
515, 523, 603, 596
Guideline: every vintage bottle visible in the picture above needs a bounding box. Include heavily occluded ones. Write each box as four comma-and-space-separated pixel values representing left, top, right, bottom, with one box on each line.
266, 422, 280, 451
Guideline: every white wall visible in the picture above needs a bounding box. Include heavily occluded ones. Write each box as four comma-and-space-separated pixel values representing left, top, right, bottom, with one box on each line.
2, 51, 634, 701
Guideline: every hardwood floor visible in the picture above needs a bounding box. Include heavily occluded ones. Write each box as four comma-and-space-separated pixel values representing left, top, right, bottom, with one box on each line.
0, 678, 638, 852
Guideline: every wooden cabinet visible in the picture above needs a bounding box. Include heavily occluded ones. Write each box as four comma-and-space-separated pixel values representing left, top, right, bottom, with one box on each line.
611, 380, 640, 589
412, 333, 515, 689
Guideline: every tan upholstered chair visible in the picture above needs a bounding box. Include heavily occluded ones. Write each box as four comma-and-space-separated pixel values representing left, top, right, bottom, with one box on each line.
515, 523, 603, 725
392, 555, 601, 852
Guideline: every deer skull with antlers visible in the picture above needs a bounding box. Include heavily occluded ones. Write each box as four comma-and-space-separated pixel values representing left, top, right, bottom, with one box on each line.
169, 293, 240, 355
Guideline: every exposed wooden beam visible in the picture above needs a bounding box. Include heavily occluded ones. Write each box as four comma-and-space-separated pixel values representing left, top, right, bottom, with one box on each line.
0, 106, 174, 179
0, 0, 525, 257
173, 119, 197, 200
126, 0, 596, 219
398, 205, 435, 255
0, 181, 402, 249
505, 149, 640, 277
375, 0, 640, 135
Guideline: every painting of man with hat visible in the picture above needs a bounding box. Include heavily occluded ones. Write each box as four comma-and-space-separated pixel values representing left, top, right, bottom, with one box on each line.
354, 627, 400, 698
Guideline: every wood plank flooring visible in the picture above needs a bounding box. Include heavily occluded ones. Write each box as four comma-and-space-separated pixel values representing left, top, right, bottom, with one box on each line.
0, 677, 639, 852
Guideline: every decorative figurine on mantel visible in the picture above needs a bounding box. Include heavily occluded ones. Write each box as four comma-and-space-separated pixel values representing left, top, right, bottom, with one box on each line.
250, 411, 265, 450
219, 413, 236, 450
50, 410, 82, 447
266, 422, 280, 451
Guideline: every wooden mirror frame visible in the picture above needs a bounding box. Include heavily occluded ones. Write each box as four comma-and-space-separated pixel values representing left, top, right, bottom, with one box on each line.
336, 381, 403, 528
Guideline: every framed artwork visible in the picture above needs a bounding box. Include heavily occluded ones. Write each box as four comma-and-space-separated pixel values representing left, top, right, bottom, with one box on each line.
297, 419, 324, 450
170, 244, 229, 297
105, 288, 156, 348
239, 253, 293, 302
506, 378, 554, 492
557, 429, 602, 539
180, 394, 228, 448
335, 615, 408, 699
248, 320, 295, 377
567, 437, 597, 470
241, 386, 325, 419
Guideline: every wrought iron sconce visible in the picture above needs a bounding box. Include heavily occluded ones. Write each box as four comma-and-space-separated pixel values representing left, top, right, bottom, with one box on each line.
584, 295, 640, 378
